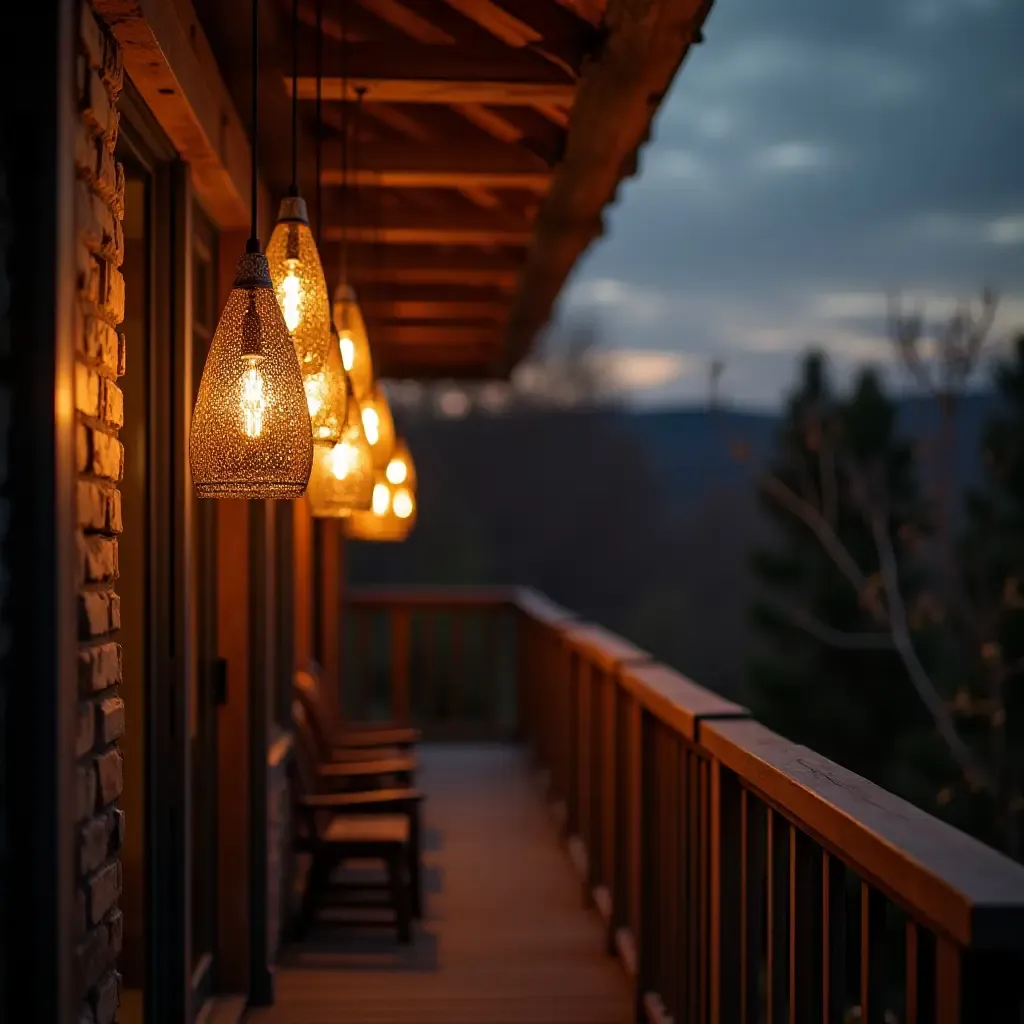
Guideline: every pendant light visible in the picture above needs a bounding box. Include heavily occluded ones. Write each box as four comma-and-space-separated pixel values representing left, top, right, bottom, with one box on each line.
301, 0, 347, 444
361, 383, 396, 469
266, 0, 332, 379
308, 395, 375, 517
346, 439, 417, 541
189, 0, 312, 499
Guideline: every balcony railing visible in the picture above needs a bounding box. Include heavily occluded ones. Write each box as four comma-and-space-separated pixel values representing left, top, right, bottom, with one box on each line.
343, 586, 1024, 1023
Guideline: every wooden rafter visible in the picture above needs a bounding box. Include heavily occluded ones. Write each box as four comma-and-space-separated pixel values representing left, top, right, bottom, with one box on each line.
366, 324, 502, 346
324, 225, 533, 246
460, 186, 501, 208
357, 0, 456, 44
361, 103, 435, 143
361, 300, 509, 321
453, 102, 524, 143
439, 0, 542, 47
292, 75, 575, 105
322, 168, 550, 192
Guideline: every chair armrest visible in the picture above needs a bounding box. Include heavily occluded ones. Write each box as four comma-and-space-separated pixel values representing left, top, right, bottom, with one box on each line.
330, 745, 404, 763
317, 755, 416, 779
336, 727, 420, 750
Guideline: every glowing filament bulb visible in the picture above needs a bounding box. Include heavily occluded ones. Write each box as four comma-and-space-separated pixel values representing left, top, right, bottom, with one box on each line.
278, 259, 304, 334
393, 488, 413, 520
329, 441, 359, 481
304, 371, 326, 419
339, 330, 355, 371
240, 357, 267, 439
362, 405, 380, 445
386, 457, 407, 485
372, 483, 391, 516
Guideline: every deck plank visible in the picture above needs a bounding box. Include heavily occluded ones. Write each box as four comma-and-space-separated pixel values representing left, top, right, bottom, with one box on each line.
250, 745, 632, 1024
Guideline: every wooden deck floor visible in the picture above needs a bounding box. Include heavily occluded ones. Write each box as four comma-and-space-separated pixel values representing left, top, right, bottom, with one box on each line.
249, 744, 632, 1024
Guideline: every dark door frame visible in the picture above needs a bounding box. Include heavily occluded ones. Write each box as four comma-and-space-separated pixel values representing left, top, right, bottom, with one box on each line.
117, 82, 194, 1024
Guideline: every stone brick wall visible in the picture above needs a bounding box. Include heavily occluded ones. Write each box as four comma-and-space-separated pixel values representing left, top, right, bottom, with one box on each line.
73, 7, 127, 1022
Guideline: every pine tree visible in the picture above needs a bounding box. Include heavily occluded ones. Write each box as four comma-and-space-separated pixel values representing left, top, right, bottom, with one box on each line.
956, 334, 1024, 854
747, 353, 929, 791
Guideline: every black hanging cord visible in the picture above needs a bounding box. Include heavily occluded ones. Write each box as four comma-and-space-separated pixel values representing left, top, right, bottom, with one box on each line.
353, 85, 366, 274
339, 0, 350, 286
247, 0, 260, 252
315, 0, 323, 240
289, 0, 299, 195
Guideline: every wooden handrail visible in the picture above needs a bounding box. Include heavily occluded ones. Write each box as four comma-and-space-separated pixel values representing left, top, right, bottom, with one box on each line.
702, 717, 1024, 950
342, 584, 1024, 1019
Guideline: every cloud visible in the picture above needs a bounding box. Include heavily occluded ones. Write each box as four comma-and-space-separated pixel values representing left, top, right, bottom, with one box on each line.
590, 350, 694, 391
754, 141, 833, 173
985, 215, 1024, 245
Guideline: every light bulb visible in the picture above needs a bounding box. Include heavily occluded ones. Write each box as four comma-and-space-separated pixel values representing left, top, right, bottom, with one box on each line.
240, 357, 267, 439
278, 259, 304, 333
329, 440, 359, 481
304, 370, 326, 419
386, 457, 407, 485
362, 405, 380, 445
339, 330, 355, 372
393, 487, 414, 520
372, 482, 391, 516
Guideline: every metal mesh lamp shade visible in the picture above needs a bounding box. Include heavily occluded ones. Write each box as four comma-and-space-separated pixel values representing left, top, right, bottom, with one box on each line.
361, 385, 395, 470
267, 196, 332, 374
346, 440, 416, 541
333, 284, 374, 401
189, 252, 313, 499
304, 321, 348, 445
307, 395, 375, 517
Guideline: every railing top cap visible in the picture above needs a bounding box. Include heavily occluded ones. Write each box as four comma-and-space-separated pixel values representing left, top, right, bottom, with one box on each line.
562, 622, 651, 670
620, 662, 748, 740
512, 587, 579, 625
702, 717, 1024, 949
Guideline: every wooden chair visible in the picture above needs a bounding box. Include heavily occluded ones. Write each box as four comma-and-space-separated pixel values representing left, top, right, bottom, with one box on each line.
292, 700, 424, 918
290, 703, 425, 938
295, 667, 420, 755
293, 686, 418, 791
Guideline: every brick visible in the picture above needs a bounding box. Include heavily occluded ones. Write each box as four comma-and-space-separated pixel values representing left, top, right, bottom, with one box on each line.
75, 121, 99, 185
77, 888, 88, 941
86, 861, 120, 924
81, 254, 102, 305
116, 332, 126, 376
94, 144, 116, 201
108, 489, 122, 532
78, 642, 122, 695
77, 763, 97, 821
78, 814, 110, 875
113, 163, 125, 220
83, 426, 122, 481
109, 216, 124, 269
102, 29, 124, 98
79, 591, 111, 637
75, 362, 101, 418
101, 379, 123, 428
82, 68, 113, 141
77, 480, 120, 532
96, 696, 125, 744
82, 534, 118, 582
96, 747, 123, 805
103, 265, 125, 324
109, 591, 121, 630
76, 179, 104, 254
79, 1010, 96, 1024
77, 422, 90, 474
76, 702, 95, 757
81, 316, 119, 375
93, 970, 119, 1024
76, 922, 110, 996
107, 909, 123, 957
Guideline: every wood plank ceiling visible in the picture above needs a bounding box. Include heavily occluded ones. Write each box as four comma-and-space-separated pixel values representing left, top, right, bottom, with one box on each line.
192, 0, 711, 380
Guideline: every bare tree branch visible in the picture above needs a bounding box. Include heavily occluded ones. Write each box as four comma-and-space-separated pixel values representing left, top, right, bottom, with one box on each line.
758, 593, 894, 650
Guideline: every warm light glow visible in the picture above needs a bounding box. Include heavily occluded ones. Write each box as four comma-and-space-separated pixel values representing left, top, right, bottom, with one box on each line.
362, 405, 380, 445
240, 358, 267, 438
329, 438, 360, 481
386, 455, 407, 485
372, 482, 391, 516
392, 487, 414, 520
304, 370, 325, 418
339, 330, 355, 372
278, 260, 304, 333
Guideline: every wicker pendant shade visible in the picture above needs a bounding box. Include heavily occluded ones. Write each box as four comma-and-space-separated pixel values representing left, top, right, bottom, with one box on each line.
360, 384, 395, 470
304, 320, 348, 445
307, 394, 375, 517
266, 196, 332, 374
333, 284, 374, 401
190, 252, 313, 499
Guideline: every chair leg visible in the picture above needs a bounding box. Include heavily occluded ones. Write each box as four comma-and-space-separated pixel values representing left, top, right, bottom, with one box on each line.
409, 805, 423, 919
387, 850, 412, 944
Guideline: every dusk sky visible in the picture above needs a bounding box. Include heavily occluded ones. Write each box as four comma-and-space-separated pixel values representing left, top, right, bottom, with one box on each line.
551, 0, 1024, 408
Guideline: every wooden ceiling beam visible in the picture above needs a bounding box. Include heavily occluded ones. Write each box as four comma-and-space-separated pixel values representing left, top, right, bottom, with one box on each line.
357, 0, 456, 44
453, 102, 524, 143
367, 325, 502, 347
292, 75, 576, 105
460, 186, 501, 208
323, 247, 522, 288
362, 300, 509, 321
321, 169, 550, 192
374, 348, 501, 380
362, 103, 435, 143
324, 225, 532, 246
439, 0, 542, 47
